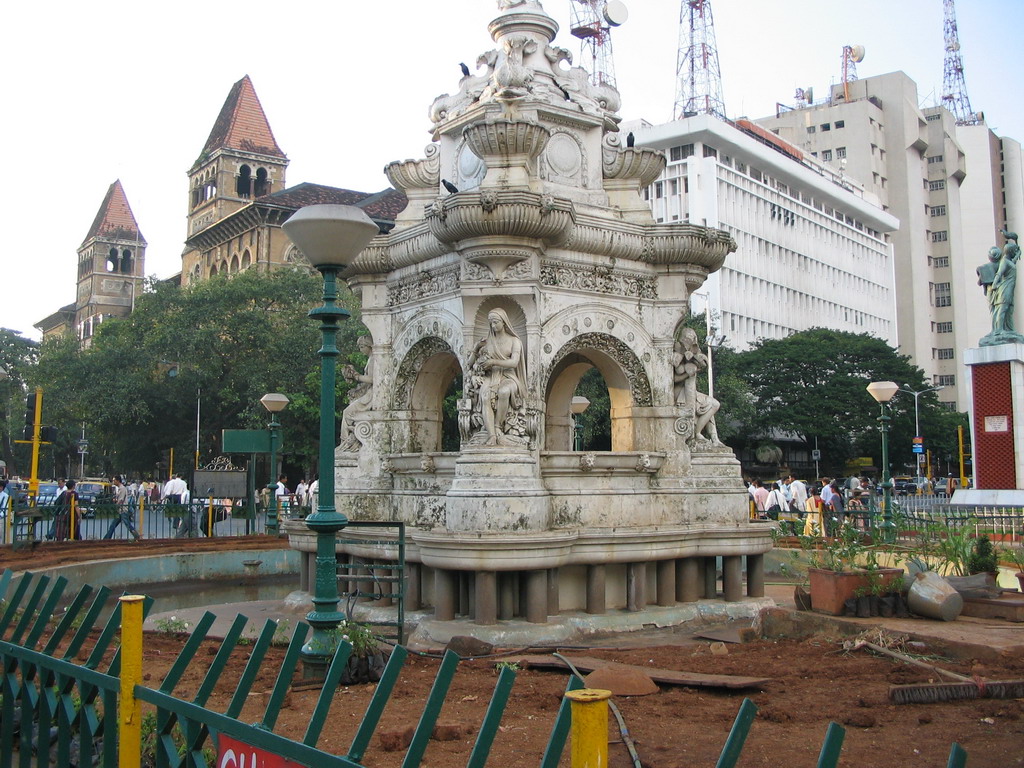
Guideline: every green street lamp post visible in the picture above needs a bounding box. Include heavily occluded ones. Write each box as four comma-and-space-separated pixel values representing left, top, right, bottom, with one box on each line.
260, 393, 289, 535
867, 380, 900, 543
283, 204, 379, 678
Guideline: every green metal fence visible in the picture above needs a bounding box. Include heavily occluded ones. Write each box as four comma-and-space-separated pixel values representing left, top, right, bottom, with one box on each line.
1, 567, 972, 768
337, 521, 406, 645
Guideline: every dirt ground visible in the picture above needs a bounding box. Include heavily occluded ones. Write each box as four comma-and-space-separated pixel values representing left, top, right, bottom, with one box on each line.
5, 538, 1024, 767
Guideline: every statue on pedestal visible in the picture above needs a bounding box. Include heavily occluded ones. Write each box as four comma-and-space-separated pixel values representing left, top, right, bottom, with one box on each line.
979, 230, 1024, 346
466, 309, 529, 446
339, 335, 374, 452
672, 328, 722, 445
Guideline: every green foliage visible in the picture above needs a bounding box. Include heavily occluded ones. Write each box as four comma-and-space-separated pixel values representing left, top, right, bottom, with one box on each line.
1000, 545, 1024, 572
30, 270, 364, 478
967, 535, 997, 574
575, 368, 611, 450
337, 620, 380, 658
153, 615, 190, 634
0, 328, 40, 476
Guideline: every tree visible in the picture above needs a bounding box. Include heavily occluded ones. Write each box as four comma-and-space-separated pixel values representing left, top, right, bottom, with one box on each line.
31, 269, 364, 480
729, 328, 959, 475
0, 328, 40, 476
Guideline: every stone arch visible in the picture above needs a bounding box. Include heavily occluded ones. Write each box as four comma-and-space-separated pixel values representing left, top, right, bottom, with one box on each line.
241, 249, 252, 270
545, 333, 652, 452
229, 253, 240, 273
392, 336, 462, 453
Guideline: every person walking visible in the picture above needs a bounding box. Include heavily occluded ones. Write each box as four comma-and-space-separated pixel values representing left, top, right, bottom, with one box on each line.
803, 487, 825, 536
53, 480, 81, 541
103, 475, 141, 541
786, 475, 808, 513
750, 479, 769, 518
828, 480, 845, 535
764, 482, 788, 519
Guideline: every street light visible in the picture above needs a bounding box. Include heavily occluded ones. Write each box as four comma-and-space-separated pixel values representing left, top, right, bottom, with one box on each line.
898, 385, 943, 486
260, 393, 289, 535
867, 380, 900, 543
570, 396, 590, 451
283, 203, 379, 678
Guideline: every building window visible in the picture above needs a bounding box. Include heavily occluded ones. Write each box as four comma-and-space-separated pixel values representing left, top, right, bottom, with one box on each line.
655, 182, 663, 198
935, 374, 956, 386
669, 144, 694, 161
835, 120, 845, 128
926, 113, 942, 122
935, 321, 953, 333
669, 179, 678, 195
820, 123, 831, 131
749, 168, 762, 182
822, 150, 833, 161
928, 155, 944, 164
807, 125, 816, 134
935, 348, 955, 360
929, 180, 946, 191
931, 205, 947, 217
836, 147, 847, 158
940, 401, 957, 411
931, 230, 948, 242
932, 256, 949, 268
934, 282, 952, 307
703, 145, 718, 158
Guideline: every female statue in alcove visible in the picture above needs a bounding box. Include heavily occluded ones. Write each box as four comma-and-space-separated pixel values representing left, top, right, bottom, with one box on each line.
466, 309, 528, 446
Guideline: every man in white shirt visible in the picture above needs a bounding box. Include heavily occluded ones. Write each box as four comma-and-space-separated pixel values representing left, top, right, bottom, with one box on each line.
820, 478, 834, 507
786, 475, 808, 512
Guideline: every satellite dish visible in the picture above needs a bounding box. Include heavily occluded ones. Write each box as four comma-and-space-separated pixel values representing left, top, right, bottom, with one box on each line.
603, 0, 628, 26
849, 45, 866, 63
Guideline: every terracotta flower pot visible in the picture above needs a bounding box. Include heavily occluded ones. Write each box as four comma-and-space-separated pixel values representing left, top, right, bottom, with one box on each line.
807, 567, 904, 616
1016, 571, 1024, 592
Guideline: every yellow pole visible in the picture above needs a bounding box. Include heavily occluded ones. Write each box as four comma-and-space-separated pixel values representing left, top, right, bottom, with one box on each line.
207, 497, 214, 537
28, 387, 42, 499
168, 448, 174, 480
119, 595, 145, 768
565, 689, 612, 768
958, 425, 969, 487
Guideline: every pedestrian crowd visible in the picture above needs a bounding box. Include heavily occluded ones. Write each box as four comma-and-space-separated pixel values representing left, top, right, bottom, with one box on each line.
747, 475, 875, 536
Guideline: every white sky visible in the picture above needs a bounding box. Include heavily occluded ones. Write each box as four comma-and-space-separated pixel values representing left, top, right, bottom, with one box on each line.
4, 0, 1022, 339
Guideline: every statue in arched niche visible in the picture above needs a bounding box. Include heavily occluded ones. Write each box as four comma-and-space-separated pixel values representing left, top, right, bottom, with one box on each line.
465, 309, 529, 446
339, 335, 374, 452
672, 328, 722, 446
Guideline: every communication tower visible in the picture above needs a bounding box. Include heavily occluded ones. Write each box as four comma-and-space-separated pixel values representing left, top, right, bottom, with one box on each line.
674, 0, 726, 121
942, 0, 980, 125
840, 44, 865, 101
569, 1, 628, 89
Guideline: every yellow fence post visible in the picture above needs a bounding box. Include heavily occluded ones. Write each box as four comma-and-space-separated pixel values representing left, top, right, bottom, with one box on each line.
564, 688, 612, 768
208, 497, 214, 538
119, 595, 145, 768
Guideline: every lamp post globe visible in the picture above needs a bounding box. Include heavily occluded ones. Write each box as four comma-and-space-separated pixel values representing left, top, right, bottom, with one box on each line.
260, 393, 289, 534
867, 381, 899, 543
282, 204, 379, 677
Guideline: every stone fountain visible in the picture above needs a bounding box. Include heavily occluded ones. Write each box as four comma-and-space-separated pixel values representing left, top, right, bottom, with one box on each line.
288, 0, 772, 639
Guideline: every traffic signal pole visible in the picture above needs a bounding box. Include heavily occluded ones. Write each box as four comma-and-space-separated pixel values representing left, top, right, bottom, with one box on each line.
14, 387, 55, 498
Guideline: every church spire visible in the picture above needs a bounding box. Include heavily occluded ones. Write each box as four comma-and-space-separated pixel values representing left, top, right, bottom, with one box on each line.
193, 74, 285, 169
81, 179, 146, 248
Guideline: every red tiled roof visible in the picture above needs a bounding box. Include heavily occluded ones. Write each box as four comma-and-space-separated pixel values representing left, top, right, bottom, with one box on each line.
263, 183, 408, 223
195, 75, 285, 166
81, 180, 146, 247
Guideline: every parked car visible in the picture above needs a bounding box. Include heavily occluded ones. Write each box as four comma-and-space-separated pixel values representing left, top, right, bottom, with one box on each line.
76, 480, 113, 518
892, 476, 915, 496
35, 482, 59, 505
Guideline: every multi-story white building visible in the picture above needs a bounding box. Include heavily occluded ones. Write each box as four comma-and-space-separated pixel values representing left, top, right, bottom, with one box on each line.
757, 72, 1024, 412
630, 113, 899, 352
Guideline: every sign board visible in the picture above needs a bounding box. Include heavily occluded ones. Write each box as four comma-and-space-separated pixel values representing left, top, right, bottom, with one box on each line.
194, 470, 247, 498
222, 429, 274, 454
912, 445, 924, 454
984, 415, 1009, 433
810, 449, 821, 461
217, 734, 306, 768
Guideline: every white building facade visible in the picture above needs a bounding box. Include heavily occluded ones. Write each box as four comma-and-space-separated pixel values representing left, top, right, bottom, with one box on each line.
757, 72, 1024, 412
631, 114, 899, 352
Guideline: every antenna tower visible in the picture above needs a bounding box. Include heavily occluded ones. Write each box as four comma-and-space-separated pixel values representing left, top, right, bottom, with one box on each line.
840, 44, 865, 102
674, 0, 726, 121
942, 0, 979, 125
570, 1, 628, 89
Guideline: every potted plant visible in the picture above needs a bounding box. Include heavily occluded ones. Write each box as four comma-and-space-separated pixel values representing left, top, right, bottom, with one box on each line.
967, 535, 998, 575
1000, 545, 1024, 592
802, 527, 904, 616
336, 620, 386, 685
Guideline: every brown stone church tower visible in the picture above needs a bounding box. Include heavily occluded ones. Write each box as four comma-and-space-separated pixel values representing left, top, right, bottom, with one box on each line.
182, 75, 289, 284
